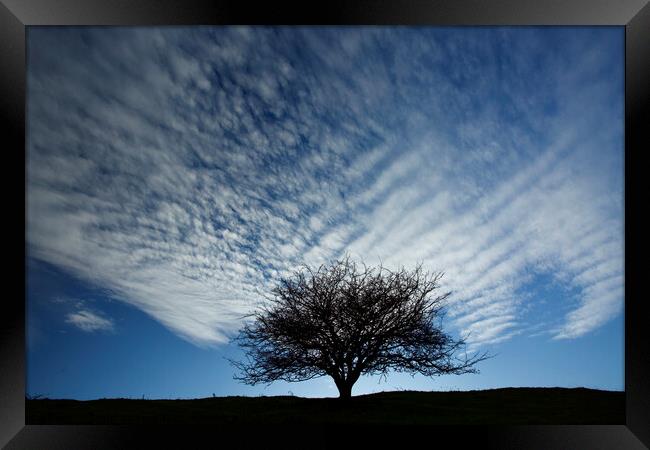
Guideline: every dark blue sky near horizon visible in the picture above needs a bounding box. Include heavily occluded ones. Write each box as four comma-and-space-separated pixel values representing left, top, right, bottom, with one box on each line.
26, 26, 624, 399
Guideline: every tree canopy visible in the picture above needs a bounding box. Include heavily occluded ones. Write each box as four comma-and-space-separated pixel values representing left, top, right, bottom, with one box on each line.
231, 256, 489, 399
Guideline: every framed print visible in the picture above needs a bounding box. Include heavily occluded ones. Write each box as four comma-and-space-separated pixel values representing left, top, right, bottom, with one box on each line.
2, 0, 649, 448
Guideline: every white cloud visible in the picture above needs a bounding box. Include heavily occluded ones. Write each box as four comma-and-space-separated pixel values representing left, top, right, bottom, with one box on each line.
65, 310, 114, 333
27, 27, 623, 349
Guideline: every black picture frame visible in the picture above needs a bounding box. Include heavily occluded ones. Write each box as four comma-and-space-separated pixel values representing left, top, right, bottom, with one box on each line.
2, 0, 648, 448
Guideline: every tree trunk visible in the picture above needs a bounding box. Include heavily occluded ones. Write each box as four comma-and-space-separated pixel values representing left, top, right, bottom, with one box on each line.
335, 380, 353, 400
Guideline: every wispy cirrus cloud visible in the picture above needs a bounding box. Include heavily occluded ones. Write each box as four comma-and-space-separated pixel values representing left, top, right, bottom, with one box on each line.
65, 310, 114, 333
27, 27, 623, 348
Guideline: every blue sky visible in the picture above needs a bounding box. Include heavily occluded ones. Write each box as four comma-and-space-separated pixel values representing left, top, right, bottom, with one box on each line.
26, 26, 624, 399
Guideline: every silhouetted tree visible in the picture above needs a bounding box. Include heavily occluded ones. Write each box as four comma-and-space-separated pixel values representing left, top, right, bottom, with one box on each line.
230, 256, 489, 400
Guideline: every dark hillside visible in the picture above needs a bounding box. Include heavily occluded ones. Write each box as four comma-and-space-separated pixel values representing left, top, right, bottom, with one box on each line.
26, 387, 624, 425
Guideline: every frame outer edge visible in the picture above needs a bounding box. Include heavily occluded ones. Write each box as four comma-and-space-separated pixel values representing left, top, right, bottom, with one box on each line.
0, 1, 26, 448
625, 1, 650, 449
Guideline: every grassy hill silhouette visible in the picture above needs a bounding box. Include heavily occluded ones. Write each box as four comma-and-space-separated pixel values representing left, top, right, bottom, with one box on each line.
26, 387, 623, 424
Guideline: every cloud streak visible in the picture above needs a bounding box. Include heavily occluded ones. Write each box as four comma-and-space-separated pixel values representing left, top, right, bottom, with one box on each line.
27, 27, 623, 347
65, 310, 114, 333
